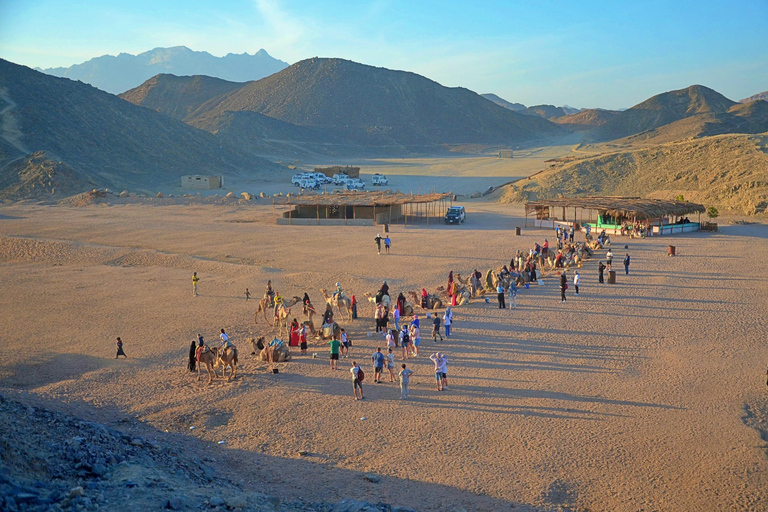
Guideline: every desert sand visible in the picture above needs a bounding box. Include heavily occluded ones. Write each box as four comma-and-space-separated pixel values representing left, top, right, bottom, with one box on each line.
1, 197, 767, 511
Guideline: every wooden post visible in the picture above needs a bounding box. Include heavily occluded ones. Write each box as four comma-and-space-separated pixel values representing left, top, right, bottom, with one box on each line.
317, 204, 319, 225
289, 200, 292, 225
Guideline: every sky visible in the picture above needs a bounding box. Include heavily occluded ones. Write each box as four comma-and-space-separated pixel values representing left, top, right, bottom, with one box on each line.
1, 0, 766, 109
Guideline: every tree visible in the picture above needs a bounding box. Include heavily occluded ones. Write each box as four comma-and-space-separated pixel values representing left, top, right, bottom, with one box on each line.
675, 194, 686, 202
707, 207, 719, 219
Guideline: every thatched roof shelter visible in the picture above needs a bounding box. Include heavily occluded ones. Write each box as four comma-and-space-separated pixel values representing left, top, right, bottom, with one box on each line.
525, 197, 705, 220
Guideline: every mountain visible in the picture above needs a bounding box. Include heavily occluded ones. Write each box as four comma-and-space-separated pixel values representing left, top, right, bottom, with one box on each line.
497, 133, 768, 214
553, 109, 619, 131
123, 58, 566, 151
592, 85, 738, 141
0, 59, 278, 199
740, 91, 768, 103
481, 93, 526, 111
39, 46, 288, 94
521, 104, 579, 120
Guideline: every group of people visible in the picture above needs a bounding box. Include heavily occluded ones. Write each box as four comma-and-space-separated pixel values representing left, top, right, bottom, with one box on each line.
186, 328, 236, 372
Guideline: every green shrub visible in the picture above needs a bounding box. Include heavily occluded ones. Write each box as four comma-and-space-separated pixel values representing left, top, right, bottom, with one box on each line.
707, 207, 719, 219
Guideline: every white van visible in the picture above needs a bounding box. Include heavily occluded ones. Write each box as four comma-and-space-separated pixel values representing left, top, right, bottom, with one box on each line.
344, 180, 365, 190
292, 173, 312, 186
333, 173, 351, 185
371, 174, 388, 186
299, 178, 318, 189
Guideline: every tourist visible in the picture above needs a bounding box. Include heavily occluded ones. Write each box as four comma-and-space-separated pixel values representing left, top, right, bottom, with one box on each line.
411, 314, 420, 329
443, 307, 453, 337
384, 235, 391, 254
333, 281, 343, 300
386, 348, 396, 382
432, 313, 443, 342
115, 337, 127, 359
265, 280, 275, 305
400, 325, 410, 359
219, 328, 232, 350
569, 226, 574, 242
410, 322, 421, 357
386, 329, 396, 351
375, 304, 387, 333
508, 280, 517, 309
341, 328, 350, 358
398, 364, 413, 400
574, 271, 581, 296
379, 280, 390, 298
328, 337, 342, 370
192, 272, 199, 297
351, 361, 364, 400
598, 261, 606, 284
430, 353, 444, 391
606, 249, 613, 270
372, 347, 385, 383
624, 253, 631, 275
497, 281, 506, 309
559, 272, 567, 302
439, 353, 448, 389
299, 324, 308, 355
245, 288, 251, 301
393, 305, 400, 330
542, 239, 549, 257
374, 233, 383, 255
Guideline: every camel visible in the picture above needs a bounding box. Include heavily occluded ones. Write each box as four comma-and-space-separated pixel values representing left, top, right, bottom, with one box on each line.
363, 291, 391, 309
407, 290, 443, 310
197, 347, 220, 384
315, 321, 342, 341
254, 293, 276, 324
303, 301, 317, 329
320, 289, 351, 321
272, 296, 302, 337
215, 345, 238, 381
250, 337, 292, 362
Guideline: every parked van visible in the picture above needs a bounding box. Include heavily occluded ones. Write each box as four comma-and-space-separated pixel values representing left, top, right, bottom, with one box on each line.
371, 174, 389, 186
333, 173, 351, 185
299, 178, 318, 189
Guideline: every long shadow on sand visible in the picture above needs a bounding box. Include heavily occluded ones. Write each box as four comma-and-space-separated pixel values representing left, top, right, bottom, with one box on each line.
0, 352, 114, 389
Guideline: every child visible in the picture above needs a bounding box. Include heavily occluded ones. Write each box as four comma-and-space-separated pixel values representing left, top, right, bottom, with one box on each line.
398, 364, 413, 400
115, 337, 127, 358
386, 348, 396, 382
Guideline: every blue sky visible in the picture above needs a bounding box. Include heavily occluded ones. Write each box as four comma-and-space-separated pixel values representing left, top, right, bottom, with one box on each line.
1, 0, 766, 109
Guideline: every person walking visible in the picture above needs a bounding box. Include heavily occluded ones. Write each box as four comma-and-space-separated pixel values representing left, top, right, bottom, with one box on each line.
432, 314, 443, 342
574, 271, 581, 296
624, 253, 631, 275
374, 234, 383, 255
400, 325, 410, 360
393, 306, 400, 331
569, 226, 574, 243
384, 235, 391, 254
372, 347, 385, 383
559, 272, 567, 302
351, 361, 364, 400
115, 337, 127, 358
497, 281, 506, 309
351, 295, 358, 319
398, 364, 413, 400
245, 288, 251, 301
598, 261, 606, 284
328, 337, 342, 370
192, 272, 199, 297
443, 307, 453, 337
341, 328, 350, 358
508, 280, 517, 309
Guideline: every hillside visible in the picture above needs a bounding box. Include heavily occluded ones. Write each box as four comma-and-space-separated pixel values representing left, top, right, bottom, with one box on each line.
135, 58, 566, 149
481, 93, 526, 111
39, 46, 288, 94
119, 74, 244, 121
592, 85, 737, 141
497, 133, 768, 214
741, 91, 768, 103
521, 104, 578, 120
0, 59, 279, 199
553, 109, 619, 131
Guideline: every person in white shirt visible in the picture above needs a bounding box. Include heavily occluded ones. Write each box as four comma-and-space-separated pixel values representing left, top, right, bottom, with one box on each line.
443, 307, 453, 337
574, 271, 581, 296
219, 328, 232, 350
398, 364, 413, 399
386, 348, 396, 382
350, 362, 364, 400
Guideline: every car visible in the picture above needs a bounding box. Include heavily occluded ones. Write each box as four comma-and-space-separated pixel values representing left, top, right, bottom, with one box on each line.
298, 178, 318, 189
444, 206, 466, 224
292, 173, 310, 186
311, 172, 332, 184
371, 173, 389, 186
344, 181, 365, 190
333, 173, 352, 185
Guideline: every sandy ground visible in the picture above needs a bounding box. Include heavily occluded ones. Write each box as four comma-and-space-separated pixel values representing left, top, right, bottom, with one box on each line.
1, 198, 768, 511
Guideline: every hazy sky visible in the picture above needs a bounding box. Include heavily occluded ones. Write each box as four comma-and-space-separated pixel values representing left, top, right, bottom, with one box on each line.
1, 0, 766, 109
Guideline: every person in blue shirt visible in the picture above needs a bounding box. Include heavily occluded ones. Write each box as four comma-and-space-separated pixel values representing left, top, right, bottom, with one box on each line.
372, 347, 385, 383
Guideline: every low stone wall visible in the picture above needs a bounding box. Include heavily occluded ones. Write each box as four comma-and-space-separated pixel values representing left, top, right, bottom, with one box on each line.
276, 218, 375, 226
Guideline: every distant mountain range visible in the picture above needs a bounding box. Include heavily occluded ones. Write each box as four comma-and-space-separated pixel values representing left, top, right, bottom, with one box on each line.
0, 59, 278, 199
122, 58, 566, 151
38, 46, 288, 94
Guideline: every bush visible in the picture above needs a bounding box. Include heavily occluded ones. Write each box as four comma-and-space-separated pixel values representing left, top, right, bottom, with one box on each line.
707, 207, 719, 219
675, 194, 686, 202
